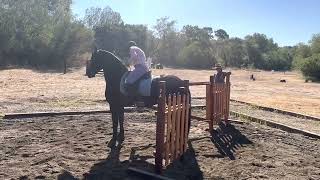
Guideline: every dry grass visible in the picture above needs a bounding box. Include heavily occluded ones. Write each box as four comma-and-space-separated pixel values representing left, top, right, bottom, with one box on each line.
153, 68, 320, 117
0, 67, 319, 117
0, 68, 106, 113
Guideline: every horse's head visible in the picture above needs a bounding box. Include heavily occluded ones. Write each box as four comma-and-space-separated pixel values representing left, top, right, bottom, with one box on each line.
86, 47, 102, 78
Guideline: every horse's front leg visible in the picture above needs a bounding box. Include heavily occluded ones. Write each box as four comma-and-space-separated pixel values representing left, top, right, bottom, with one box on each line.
118, 107, 125, 142
108, 111, 118, 147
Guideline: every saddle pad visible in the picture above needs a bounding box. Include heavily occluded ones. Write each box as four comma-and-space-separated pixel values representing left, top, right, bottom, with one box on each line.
120, 72, 152, 96
120, 72, 129, 96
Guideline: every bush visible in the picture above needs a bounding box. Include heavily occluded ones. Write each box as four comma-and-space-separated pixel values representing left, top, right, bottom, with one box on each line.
262, 49, 292, 71
299, 53, 320, 80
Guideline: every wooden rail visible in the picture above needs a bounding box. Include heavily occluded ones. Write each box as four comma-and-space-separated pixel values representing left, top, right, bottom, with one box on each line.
189, 82, 209, 86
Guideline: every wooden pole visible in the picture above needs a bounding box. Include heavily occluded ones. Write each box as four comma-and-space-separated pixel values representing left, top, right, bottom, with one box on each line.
156, 81, 166, 174
63, 59, 67, 74
225, 73, 231, 122
179, 87, 186, 155
175, 94, 182, 158
184, 92, 190, 152
85, 60, 89, 76
209, 76, 214, 131
183, 81, 190, 152
165, 95, 172, 166
170, 94, 177, 161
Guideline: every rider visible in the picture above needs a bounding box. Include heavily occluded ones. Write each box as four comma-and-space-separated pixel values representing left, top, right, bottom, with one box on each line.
125, 41, 150, 96
213, 64, 225, 83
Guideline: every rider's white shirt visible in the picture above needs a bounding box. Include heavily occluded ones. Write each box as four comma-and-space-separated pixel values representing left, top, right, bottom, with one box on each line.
129, 46, 147, 66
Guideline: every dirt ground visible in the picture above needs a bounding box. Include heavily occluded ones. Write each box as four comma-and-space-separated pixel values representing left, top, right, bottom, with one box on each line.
1, 109, 319, 180
0, 68, 319, 117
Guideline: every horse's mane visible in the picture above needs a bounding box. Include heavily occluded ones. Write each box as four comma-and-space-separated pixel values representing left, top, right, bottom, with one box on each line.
97, 49, 127, 70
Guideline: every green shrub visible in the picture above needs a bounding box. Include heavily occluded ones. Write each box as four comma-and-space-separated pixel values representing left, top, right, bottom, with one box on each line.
300, 53, 320, 81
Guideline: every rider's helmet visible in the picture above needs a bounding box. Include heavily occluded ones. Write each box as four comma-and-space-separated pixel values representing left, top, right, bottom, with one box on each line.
128, 41, 137, 48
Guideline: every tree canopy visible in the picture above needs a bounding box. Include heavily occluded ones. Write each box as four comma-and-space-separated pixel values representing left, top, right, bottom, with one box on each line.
0, 2, 319, 80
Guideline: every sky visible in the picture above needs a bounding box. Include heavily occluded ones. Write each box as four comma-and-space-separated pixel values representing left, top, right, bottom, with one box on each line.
72, 0, 320, 46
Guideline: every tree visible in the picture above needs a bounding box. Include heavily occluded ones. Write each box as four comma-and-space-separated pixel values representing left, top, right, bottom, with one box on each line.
300, 53, 320, 80
310, 34, 320, 54
153, 17, 180, 65
294, 35, 320, 80
0, 0, 92, 69
292, 43, 312, 69
214, 29, 229, 40
224, 38, 248, 68
244, 33, 278, 69
178, 41, 215, 69
84, 6, 123, 29
182, 25, 213, 45
262, 48, 292, 71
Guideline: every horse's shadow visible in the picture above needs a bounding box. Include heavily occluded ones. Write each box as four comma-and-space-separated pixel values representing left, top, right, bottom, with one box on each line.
80, 141, 203, 180
57, 123, 250, 179
82, 140, 137, 180
210, 122, 253, 160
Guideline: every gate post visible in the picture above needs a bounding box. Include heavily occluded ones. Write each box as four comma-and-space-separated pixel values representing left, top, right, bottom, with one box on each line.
155, 81, 166, 174
206, 76, 214, 132
225, 73, 231, 122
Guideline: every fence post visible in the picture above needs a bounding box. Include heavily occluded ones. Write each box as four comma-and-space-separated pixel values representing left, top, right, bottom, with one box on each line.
155, 81, 166, 174
207, 76, 214, 131
225, 72, 231, 122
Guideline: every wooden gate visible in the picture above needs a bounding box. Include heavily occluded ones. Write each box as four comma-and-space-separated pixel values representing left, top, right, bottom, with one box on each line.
155, 81, 190, 174
206, 73, 231, 131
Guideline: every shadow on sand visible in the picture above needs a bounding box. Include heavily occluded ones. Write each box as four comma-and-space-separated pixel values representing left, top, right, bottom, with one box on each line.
210, 122, 253, 160
57, 123, 251, 180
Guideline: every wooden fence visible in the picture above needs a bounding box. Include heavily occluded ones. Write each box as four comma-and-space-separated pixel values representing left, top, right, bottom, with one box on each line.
190, 72, 231, 131
155, 74, 231, 173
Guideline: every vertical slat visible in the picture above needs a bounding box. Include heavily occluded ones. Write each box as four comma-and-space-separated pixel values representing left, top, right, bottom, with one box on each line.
217, 84, 220, 124
225, 73, 231, 122
227, 81, 231, 120
170, 94, 177, 161
212, 83, 216, 124
211, 83, 214, 125
184, 92, 190, 151
216, 84, 219, 123
209, 76, 215, 130
155, 81, 166, 174
216, 83, 219, 123
180, 94, 186, 154
175, 94, 182, 158
165, 95, 172, 166
182, 80, 189, 153
220, 84, 223, 123
225, 83, 228, 121
221, 84, 223, 122
223, 83, 226, 120
221, 84, 224, 122
219, 83, 222, 123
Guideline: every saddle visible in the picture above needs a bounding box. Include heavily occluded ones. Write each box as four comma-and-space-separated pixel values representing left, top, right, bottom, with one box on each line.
120, 71, 152, 97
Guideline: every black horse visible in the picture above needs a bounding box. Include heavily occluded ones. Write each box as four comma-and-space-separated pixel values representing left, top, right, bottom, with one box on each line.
86, 49, 191, 147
